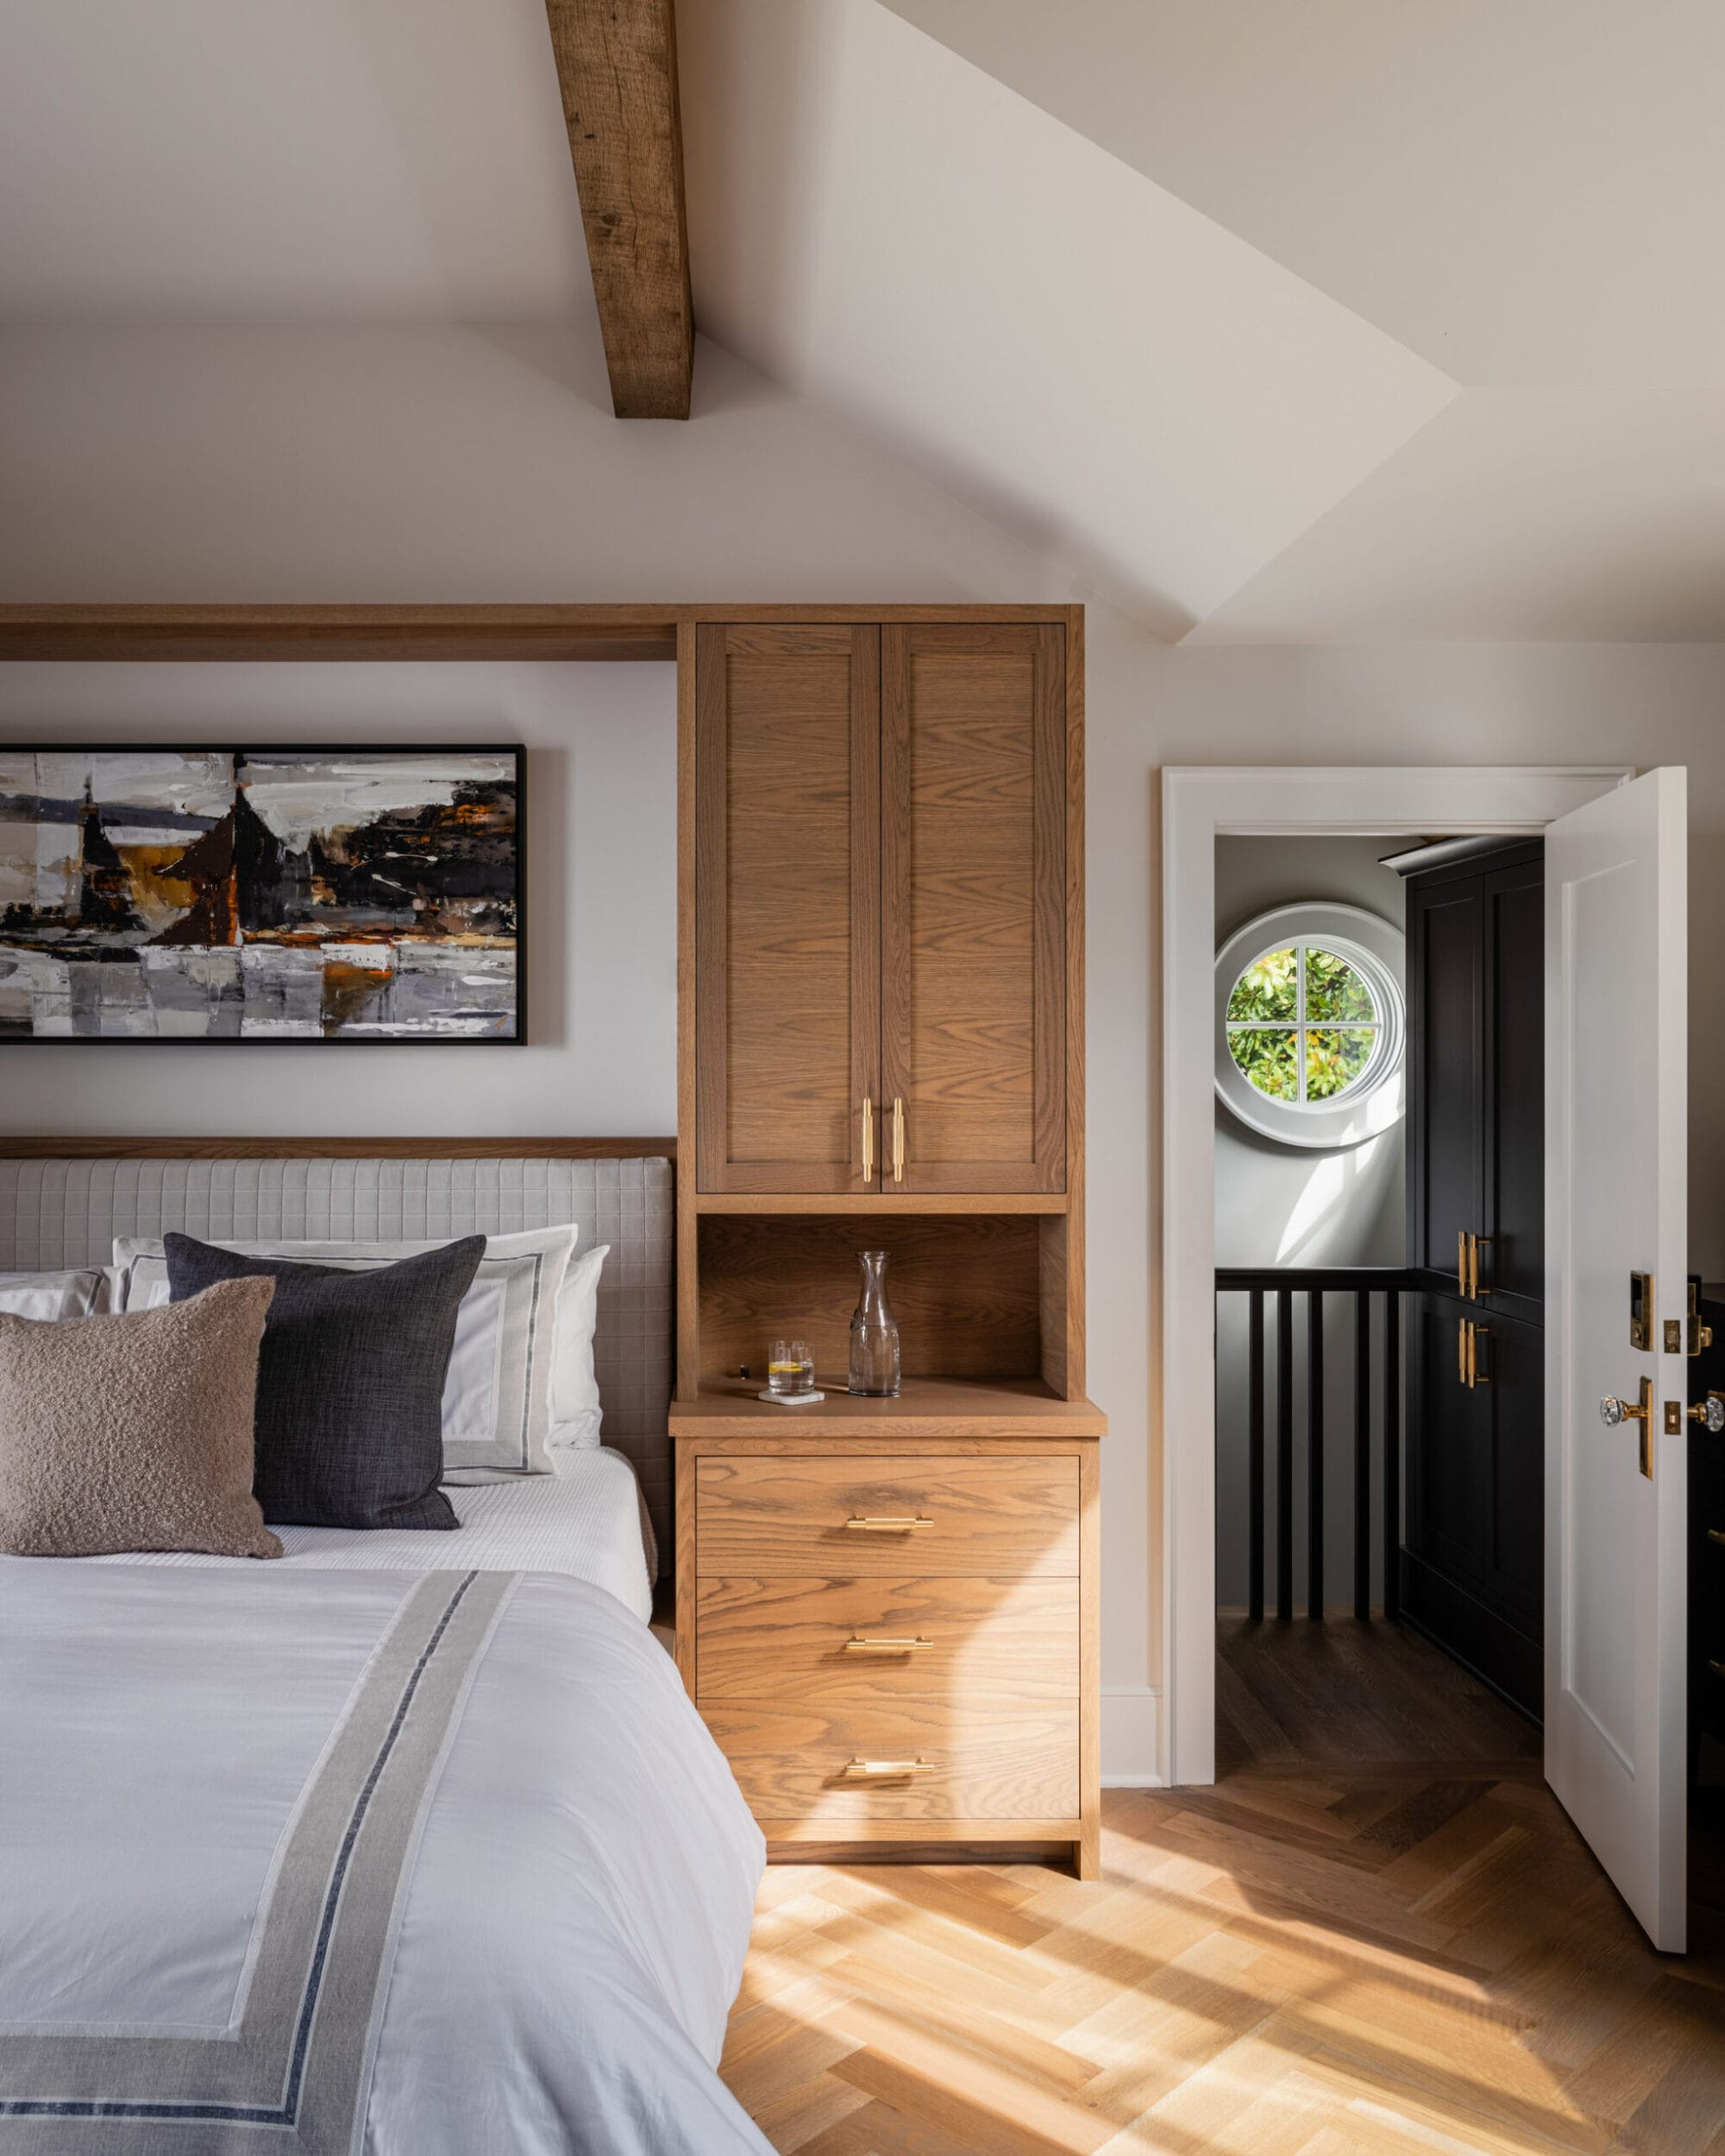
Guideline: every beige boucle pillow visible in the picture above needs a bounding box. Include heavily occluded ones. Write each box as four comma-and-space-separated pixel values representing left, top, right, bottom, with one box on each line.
0, 1277, 281, 1559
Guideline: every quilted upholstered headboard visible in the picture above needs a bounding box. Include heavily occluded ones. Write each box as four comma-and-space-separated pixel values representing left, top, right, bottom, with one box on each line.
0, 1153, 674, 1557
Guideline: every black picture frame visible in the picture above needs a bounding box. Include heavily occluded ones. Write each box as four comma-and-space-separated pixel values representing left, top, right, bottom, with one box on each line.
0, 743, 527, 1045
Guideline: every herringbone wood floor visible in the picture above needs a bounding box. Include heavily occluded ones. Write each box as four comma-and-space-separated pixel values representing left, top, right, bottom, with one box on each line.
718, 1620, 1725, 2154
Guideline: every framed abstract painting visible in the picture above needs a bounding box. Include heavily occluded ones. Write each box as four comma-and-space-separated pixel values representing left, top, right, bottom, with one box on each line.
0, 747, 524, 1043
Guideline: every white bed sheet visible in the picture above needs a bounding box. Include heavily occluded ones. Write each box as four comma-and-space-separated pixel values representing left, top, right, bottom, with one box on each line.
74, 1449, 655, 1621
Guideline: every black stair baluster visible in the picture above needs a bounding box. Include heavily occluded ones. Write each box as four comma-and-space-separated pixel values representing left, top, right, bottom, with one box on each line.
1354, 1289, 1372, 1620
1383, 1288, 1401, 1623
1247, 1288, 1264, 1623
1276, 1288, 1294, 1622
1307, 1289, 1325, 1621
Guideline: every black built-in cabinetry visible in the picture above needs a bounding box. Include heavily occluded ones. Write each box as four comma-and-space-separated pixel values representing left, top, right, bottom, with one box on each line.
1400, 839, 1544, 1718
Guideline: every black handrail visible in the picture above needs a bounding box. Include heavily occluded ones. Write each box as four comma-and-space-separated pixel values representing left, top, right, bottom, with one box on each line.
1215, 1267, 1414, 1623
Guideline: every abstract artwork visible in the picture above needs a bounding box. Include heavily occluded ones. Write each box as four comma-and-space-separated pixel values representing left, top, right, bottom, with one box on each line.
0, 749, 523, 1042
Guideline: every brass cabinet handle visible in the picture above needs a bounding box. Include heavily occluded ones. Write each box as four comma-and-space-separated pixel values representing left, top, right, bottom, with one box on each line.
862, 1096, 874, 1183
843, 1757, 932, 1777
1458, 1317, 1468, 1386
1472, 1237, 1491, 1299
843, 1635, 934, 1652
844, 1514, 932, 1532
892, 1096, 905, 1183
1458, 1231, 1469, 1291
1470, 1325, 1489, 1387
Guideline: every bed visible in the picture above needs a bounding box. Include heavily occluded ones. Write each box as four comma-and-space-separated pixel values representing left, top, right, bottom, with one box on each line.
0, 1149, 772, 2156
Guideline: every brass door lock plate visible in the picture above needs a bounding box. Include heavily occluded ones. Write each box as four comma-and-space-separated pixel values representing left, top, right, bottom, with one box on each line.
1629, 1271, 1654, 1353
1664, 1399, 1684, 1437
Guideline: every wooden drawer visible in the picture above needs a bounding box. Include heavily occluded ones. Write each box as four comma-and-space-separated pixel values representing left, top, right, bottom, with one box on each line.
704, 1698, 1078, 1822
695, 1574, 1077, 1708
694, 1454, 1079, 1576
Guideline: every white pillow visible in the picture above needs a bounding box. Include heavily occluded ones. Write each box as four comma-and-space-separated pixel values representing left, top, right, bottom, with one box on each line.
0, 1267, 115, 1321
545, 1244, 608, 1461
114, 1227, 577, 1481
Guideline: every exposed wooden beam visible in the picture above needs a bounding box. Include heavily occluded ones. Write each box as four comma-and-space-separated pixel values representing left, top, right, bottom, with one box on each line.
544, 0, 693, 420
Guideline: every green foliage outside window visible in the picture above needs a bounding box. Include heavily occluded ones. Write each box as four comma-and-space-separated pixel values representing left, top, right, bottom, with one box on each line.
1226, 944, 1379, 1105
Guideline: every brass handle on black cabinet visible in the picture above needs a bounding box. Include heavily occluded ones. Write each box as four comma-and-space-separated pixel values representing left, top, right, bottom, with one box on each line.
862, 1096, 874, 1183
1458, 1232, 1469, 1294
1468, 1324, 1489, 1388
1458, 1317, 1468, 1385
892, 1097, 905, 1183
1472, 1238, 1491, 1299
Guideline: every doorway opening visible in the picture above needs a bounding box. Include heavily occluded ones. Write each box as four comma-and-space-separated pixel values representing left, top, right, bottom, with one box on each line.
1212, 830, 1544, 1779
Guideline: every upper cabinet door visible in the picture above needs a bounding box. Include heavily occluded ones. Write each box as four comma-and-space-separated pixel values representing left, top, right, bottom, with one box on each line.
878, 625, 1067, 1194
695, 625, 881, 1194
1482, 850, 1544, 1319
1407, 874, 1484, 1281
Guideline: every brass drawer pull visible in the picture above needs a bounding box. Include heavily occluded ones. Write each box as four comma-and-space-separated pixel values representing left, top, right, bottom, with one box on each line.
843, 1757, 932, 1777
844, 1515, 932, 1532
843, 1635, 933, 1653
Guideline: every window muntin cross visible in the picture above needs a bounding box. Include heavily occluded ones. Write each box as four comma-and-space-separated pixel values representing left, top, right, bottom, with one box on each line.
1225, 943, 1383, 1105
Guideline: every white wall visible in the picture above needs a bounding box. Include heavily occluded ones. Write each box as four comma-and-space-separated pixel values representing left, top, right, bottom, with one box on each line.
1213, 835, 1405, 1272
0, 661, 676, 1136
1213, 836, 1405, 1611
3, 323, 1723, 1784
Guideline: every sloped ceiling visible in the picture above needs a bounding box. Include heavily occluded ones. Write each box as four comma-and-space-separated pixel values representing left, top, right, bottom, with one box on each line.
2, 0, 1721, 638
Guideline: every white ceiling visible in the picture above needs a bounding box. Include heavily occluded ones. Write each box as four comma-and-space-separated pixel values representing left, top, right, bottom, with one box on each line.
3, 0, 1723, 640
0, 0, 589, 319
884, 0, 1725, 389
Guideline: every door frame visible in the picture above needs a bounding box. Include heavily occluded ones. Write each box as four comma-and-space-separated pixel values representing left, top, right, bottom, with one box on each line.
1160, 765, 1631, 1788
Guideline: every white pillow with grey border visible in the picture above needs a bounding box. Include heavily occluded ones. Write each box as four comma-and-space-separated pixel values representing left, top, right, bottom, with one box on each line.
0, 1268, 117, 1322
115, 1227, 582, 1482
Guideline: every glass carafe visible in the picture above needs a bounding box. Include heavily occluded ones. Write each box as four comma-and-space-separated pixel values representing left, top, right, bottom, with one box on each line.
847, 1250, 901, 1396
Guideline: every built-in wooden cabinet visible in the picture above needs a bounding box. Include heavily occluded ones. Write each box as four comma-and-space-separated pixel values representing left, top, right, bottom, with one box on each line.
694, 624, 880, 1194
694, 620, 1068, 1199
674, 609, 1099, 1876
1401, 838, 1544, 1715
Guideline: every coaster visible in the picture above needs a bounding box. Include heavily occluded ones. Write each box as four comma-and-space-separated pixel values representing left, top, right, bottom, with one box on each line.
756, 1388, 827, 1406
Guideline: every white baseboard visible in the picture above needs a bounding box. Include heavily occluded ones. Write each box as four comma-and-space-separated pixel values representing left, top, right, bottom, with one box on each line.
1101, 1683, 1163, 1788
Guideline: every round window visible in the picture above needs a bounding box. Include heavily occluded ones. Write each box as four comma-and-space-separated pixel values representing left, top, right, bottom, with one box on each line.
1214, 902, 1405, 1149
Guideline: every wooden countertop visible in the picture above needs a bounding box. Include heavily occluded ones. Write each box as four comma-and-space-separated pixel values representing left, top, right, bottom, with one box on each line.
669, 1376, 1107, 1438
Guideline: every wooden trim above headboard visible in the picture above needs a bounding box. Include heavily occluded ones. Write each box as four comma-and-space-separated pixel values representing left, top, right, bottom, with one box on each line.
0, 1137, 675, 1161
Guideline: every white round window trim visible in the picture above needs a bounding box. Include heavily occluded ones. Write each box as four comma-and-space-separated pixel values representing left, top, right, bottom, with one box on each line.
1214, 901, 1406, 1150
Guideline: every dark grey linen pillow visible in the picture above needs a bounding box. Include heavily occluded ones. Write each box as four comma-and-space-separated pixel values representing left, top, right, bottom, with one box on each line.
164, 1231, 485, 1531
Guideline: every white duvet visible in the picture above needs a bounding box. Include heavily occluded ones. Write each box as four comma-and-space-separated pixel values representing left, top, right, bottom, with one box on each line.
0, 1562, 772, 2155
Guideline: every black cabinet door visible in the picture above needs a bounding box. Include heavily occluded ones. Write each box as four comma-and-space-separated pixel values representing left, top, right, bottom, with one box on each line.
1483, 856, 1544, 1323
1477, 1307, 1544, 1638
1404, 1290, 1488, 1589
1407, 878, 1483, 1285
1402, 1291, 1543, 1719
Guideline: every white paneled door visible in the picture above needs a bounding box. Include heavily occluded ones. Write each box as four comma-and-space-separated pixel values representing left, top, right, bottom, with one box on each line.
1545, 767, 1688, 1949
